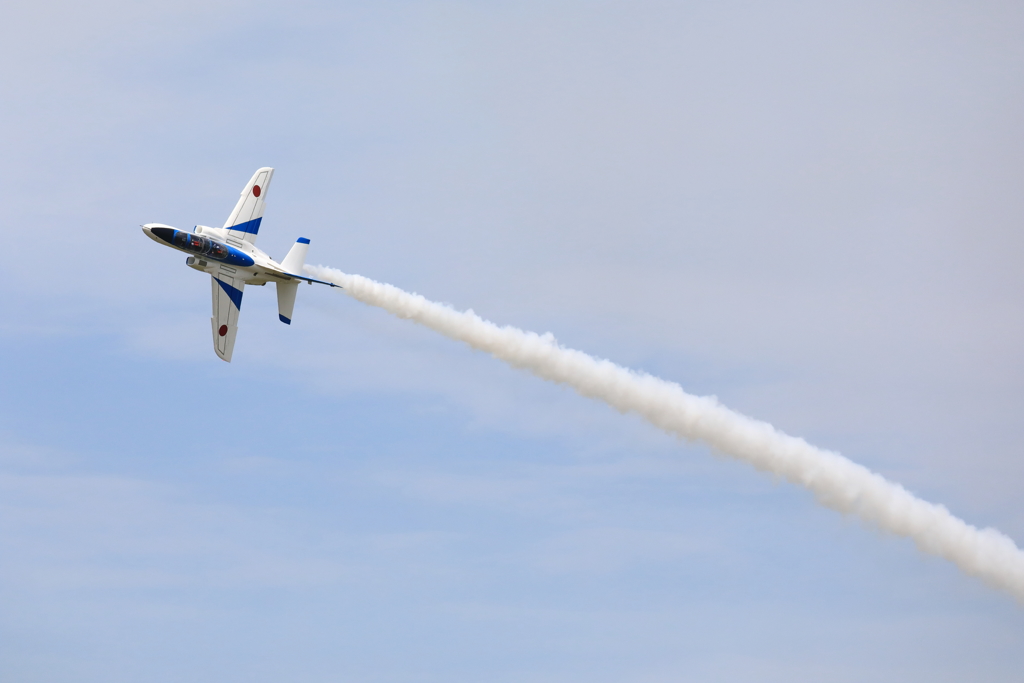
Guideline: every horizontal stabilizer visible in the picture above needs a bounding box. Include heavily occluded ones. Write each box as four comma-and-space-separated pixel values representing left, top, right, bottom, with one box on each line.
286, 273, 340, 288
277, 281, 298, 324
260, 264, 341, 288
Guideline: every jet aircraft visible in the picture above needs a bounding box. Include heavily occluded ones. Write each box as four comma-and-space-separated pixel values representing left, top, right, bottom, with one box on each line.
142, 167, 337, 362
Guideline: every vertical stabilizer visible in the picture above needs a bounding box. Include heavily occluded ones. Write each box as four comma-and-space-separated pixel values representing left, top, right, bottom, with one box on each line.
277, 237, 310, 325
281, 237, 310, 274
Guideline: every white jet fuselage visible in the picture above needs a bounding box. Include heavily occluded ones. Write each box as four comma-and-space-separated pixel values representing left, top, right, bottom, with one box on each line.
142, 223, 300, 286
141, 167, 336, 362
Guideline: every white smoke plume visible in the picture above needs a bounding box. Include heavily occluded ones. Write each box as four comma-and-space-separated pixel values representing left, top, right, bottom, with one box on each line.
306, 264, 1024, 602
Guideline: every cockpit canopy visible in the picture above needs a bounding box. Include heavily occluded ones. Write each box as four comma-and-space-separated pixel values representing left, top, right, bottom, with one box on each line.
174, 231, 228, 259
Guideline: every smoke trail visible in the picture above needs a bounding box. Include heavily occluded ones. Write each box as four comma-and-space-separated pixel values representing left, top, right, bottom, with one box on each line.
306, 264, 1024, 602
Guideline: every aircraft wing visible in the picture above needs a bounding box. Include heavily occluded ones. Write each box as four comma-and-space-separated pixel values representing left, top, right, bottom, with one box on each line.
211, 270, 245, 362
223, 167, 273, 247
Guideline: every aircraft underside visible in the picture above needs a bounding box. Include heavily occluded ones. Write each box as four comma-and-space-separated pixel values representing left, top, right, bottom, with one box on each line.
142, 167, 337, 362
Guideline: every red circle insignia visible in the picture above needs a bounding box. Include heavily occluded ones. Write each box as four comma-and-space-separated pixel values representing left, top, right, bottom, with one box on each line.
218, 324, 228, 337
252, 185, 261, 197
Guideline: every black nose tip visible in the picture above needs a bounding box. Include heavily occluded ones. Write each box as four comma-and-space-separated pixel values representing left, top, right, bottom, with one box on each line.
150, 227, 174, 244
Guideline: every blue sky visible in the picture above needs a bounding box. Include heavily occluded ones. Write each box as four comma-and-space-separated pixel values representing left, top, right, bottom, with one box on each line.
1, 1, 1023, 680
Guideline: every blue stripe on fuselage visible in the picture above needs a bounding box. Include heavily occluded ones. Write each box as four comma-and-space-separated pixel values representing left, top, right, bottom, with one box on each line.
222, 246, 255, 268
216, 278, 244, 310
165, 229, 254, 267
229, 217, 262, 235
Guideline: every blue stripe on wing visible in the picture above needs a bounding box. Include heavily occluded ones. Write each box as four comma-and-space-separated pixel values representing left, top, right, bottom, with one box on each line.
229, 217, 262, 235
215, 278, 244, 309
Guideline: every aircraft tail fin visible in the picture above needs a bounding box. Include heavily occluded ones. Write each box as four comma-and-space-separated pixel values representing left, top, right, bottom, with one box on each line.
223, 167, 274, 245
277, 237, 310, 325
280, 237, 310, 274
